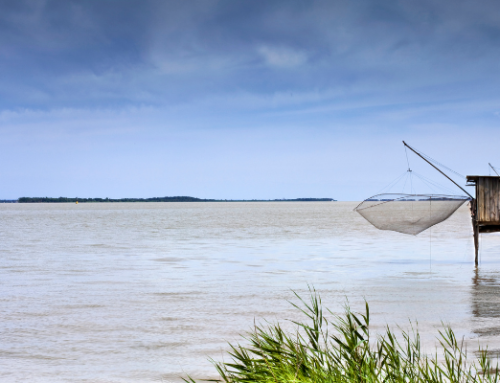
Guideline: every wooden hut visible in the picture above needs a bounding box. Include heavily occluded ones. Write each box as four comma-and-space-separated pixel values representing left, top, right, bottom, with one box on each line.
466, 175, 500, 265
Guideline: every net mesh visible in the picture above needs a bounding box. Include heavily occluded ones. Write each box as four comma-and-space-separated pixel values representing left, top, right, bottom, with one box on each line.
354, 193, 470, 235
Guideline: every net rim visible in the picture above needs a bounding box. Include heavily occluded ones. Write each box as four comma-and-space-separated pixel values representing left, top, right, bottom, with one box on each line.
354, 193, 471, 212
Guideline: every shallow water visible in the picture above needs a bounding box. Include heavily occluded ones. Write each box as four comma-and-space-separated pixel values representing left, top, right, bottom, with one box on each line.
1, 202, 500, 382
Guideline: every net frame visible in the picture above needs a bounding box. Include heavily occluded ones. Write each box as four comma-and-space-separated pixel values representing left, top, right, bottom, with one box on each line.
354, 193, 470, 235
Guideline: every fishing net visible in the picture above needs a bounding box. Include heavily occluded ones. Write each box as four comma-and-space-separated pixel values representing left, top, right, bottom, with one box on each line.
354, 193, 470, 235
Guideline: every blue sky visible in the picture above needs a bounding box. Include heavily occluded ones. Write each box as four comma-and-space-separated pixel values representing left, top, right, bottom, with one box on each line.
1, 0, 500, 200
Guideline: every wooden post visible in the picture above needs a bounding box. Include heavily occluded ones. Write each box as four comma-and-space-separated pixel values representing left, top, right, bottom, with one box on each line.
470, 198, 479, 267
403, 141, 474, 199
474, 221, 479, 267
466, 175, 500, 266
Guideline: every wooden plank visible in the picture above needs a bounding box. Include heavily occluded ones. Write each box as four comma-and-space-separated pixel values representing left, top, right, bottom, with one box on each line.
497, 178, 500, 223
483, 178, 488, 222
490, 178, 494, 222
489, 178, 495, 222
494, 179, 499, 223
482, 178, 500, 224
473, 177, 500, 224
493, 179, 500, 223
477, 179, 481, 222
492, 178, 497, 222
476, 183, 479, 222
479, 225, 500, 233
494, 179, 497, 222
496, 178, 500, 223
488, 178, 493, 222
491, 178, 495, 222
482, 178, 486, 222
479, 178, 485, 222
484, 178, 489, 222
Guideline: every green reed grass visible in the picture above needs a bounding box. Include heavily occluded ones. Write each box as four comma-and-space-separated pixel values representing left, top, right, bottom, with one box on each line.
185, 288, 499, 383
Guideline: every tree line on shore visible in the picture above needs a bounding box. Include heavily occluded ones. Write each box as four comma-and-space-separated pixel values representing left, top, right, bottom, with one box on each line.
16, 197, 336, 203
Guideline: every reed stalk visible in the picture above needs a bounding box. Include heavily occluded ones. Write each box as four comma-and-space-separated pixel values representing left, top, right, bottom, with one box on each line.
185, 288, 499, 383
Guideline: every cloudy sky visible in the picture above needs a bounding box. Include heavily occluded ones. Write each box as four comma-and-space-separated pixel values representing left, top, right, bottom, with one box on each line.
1, 0, 500, 200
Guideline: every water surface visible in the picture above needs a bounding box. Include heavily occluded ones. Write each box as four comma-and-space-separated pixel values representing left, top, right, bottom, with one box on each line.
1, 202, 500, 382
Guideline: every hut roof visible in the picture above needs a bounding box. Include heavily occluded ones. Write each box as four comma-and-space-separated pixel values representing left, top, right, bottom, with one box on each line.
467, 175, 500, 182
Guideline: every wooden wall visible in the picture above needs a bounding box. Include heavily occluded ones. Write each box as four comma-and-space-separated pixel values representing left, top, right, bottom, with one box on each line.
477, 177, 500, 224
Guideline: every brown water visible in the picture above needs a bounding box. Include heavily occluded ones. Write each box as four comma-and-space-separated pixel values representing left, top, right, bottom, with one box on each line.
1, 202, 500, 382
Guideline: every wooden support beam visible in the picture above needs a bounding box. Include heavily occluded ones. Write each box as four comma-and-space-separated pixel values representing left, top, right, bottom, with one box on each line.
402, 141, 474, 199
478, 225, 500, 233
474, 222, 479, 267
470, 199, 479, 267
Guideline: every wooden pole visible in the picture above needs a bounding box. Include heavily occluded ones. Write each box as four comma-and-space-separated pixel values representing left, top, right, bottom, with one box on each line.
402, 141, 479, 265
471, 198, 479, 267
402, 141, 474, 199
474, 224, 479, 267
489, 163, 500, 176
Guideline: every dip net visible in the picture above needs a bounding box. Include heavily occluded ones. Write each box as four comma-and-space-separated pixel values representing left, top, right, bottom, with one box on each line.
354, 193, 470, 235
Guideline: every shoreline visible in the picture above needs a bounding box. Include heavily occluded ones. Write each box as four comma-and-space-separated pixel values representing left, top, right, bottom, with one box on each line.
15, 197, 337, 203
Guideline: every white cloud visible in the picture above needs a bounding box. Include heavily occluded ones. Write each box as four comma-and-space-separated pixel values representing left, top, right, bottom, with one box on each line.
257, 45, 307, 68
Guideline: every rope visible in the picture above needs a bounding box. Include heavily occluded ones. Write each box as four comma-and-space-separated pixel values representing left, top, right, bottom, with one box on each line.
404, 146, 411, 171
404, 146, 414, 194
411, 171, 457, 195
411, 172, 440, 194
376, 170, 408, 194
377, 144, 464, 197
429, 196, 432, 275
402, 171, 410, 193
412, 171, 454, 193
407, 144, 466, 180
410, 169, 413, 194
489, 163, 500, 177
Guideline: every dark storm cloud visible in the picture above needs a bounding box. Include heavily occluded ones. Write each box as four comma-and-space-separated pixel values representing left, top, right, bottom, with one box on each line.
1, 0, 500, 110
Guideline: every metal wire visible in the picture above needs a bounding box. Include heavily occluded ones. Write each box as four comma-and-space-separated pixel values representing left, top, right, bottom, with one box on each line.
376, 170, 409, 195
407, 144, 466, 180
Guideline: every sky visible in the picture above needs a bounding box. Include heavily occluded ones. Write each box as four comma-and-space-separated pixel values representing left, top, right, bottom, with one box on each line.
1, 0, 500, 200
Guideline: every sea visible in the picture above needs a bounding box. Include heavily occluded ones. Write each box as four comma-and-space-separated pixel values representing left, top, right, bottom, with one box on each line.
1, 202, 500, 382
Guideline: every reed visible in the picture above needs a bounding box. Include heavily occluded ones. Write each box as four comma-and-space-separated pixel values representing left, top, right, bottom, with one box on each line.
184, 288, 499, 383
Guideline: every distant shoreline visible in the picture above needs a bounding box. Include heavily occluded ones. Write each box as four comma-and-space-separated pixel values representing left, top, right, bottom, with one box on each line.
12, 197, 336, 203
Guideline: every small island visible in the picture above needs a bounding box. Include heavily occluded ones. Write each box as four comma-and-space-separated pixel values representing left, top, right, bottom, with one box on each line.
16, 196, 336, 203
